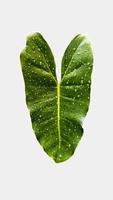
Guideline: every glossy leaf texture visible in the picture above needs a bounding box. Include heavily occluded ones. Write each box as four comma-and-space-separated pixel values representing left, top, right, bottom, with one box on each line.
20, 33, 93, 163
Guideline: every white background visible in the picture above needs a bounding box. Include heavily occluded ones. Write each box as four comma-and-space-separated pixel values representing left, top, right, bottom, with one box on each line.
0, 0, 113, 199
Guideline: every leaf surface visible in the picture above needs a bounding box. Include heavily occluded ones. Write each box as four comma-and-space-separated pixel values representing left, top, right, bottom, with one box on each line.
20, 33, 93, 163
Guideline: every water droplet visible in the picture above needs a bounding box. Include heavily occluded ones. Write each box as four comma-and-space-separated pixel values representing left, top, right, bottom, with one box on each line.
68, 144, 71, 147
66, 80, 69, 84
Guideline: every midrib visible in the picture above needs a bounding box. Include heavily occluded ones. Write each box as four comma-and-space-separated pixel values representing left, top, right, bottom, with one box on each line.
57, 83, 61, 148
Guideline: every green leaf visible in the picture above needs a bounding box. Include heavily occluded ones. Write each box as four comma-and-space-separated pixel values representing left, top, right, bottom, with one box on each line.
20, 33, 93, 163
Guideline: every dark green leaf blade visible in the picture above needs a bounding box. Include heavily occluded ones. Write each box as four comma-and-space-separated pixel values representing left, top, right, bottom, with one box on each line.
20, 33, 93, 163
